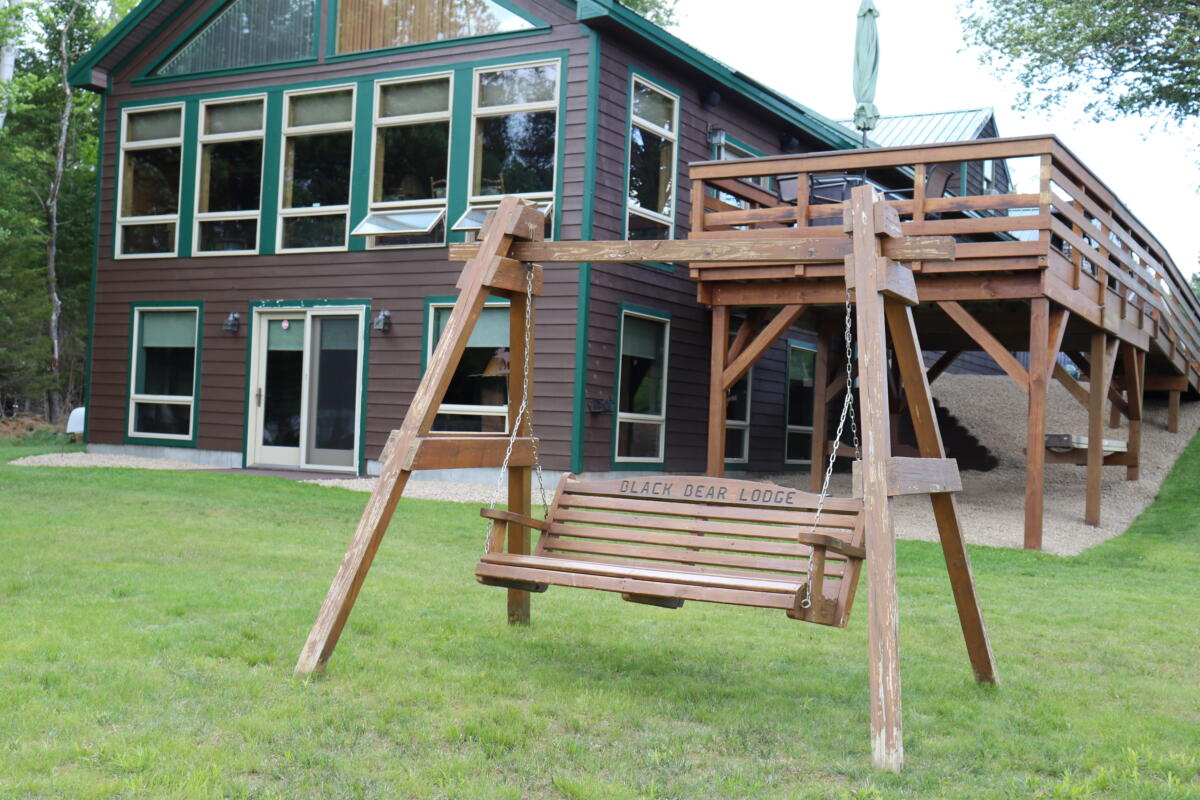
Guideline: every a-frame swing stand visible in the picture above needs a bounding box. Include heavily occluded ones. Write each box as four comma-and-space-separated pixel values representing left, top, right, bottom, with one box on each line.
295, 190, 998, 772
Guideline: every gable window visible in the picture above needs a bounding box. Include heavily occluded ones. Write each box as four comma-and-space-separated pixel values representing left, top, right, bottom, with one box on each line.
279, 87, 355, 251
128, 305, 200, 442
154, 0, 317, 77
625, 76, 679, 240
615, 309, 669, 462
361, 76, 451, 248
118, 104, 183, 257
785, 341, 816, 464
427, 301, 509, 432
336, 0, 535, 55
196, 97, 265, 254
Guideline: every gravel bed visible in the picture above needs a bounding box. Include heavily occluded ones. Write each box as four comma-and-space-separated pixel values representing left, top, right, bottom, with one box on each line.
304, 476, 499, 504
9, 452, 214, 470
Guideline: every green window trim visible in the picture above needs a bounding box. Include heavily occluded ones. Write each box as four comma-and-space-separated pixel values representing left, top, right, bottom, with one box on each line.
241, 298, 372, 473
114, 101, 186, 260
611, 303, 671, 469
124, 300, 204, 448
112, 50, 570, 260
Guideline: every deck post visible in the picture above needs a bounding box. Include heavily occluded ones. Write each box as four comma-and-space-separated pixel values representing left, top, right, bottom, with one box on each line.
809, 318, 835, 492
1024, 298, 1049, 550
707, 306, 731, 476
507, 289, 533, 625
1168, 390, 1181, 433
1122, 345, 1144, 481
848, 186, 903, 772
1086, 332, 1107, 525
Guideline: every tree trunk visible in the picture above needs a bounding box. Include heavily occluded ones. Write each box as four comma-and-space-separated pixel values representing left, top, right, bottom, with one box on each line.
0, 0, 17, 131
44, 2, 79, 424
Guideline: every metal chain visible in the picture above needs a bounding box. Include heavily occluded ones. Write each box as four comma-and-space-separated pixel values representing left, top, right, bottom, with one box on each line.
486, 265, 550, 542
800, 288, 860, 608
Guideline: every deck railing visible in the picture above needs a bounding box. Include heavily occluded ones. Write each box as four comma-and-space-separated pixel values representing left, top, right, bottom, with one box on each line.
688, 135, 1200, 388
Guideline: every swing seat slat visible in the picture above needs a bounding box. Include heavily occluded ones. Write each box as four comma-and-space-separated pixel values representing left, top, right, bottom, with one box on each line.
476, 475, 866, 627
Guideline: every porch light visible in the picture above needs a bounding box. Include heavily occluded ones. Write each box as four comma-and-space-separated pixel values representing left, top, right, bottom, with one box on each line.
372, 309, 391, 333
222, 312, 240, 333
706, 125, 726, 150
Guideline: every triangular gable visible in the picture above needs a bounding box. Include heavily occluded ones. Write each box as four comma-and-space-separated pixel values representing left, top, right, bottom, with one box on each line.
152, 0, 318, 77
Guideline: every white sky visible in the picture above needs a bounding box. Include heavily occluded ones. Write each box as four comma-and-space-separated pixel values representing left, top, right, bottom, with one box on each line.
673, 0, 1200, 278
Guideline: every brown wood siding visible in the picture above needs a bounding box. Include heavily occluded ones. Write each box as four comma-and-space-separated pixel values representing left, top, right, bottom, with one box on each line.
578, 34, 829, 474
91, 0, 590, 471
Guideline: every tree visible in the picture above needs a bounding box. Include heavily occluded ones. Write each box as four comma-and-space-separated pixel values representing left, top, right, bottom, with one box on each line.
0, 0, 102, 421
622, 0, 679, 28
960, 0, 1200, 123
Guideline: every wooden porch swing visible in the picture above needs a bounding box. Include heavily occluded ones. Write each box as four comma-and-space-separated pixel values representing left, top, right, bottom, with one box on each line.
294, 190, 998, 772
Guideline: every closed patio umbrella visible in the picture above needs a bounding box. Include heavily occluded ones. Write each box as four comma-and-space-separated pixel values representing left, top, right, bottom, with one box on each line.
853, 0, 880, 148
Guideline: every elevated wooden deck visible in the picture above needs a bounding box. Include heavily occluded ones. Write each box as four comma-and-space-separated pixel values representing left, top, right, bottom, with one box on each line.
688, 135, 1200, 549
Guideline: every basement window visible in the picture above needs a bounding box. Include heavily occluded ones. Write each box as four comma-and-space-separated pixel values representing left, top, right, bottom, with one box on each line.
128, 305, 200, 442
615, 309, 670, 463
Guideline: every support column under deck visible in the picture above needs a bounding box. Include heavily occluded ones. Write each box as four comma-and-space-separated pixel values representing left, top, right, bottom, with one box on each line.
1024, 299, 1050, 550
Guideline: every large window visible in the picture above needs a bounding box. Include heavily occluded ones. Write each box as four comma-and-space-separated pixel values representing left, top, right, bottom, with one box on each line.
785, 341, 817, 464
196, 97, 265, 254
615, 309, 669, 463
428, 301, 509, 432
625, 76, 679, 240
154, 0, 316, 77
118, 104, 183, 257
128, 305, 200, 441
362, 76, 452, 248
336, 0, 535, 55
279, 87, 355, 251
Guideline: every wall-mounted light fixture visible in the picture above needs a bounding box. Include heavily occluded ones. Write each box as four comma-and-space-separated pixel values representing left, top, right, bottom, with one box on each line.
779, 133, 802, 153
372, 309, 391, 333
706, 125, 727, 150
699, 88, 722, 110
222, 312, 240, 333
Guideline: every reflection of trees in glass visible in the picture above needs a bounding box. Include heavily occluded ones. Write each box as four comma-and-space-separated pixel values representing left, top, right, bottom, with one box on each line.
475, 112, 555, 195
376, 123, 449, 202
337, 0, 534, 54
478, 66, 556, 106
286, 133, 352, 208
157, 0, 316, 75
201, 140, 262, 212
628, 127, 672, 215
123, 148, 180, 216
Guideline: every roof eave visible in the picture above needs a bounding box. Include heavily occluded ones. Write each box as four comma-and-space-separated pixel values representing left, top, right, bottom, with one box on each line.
68, 0, 164, 90
576, 0, 861, 151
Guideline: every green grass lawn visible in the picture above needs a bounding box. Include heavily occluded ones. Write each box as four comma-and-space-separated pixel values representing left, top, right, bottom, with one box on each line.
1, 434, 1199, 799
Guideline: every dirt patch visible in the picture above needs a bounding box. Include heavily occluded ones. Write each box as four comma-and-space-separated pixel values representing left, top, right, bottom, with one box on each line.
766, 374, 1200, 556
0, 416, 58, 439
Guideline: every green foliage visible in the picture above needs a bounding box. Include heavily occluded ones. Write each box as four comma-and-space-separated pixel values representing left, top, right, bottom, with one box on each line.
1, 428, 1200, 796
620, 0, 679, 28
960, 0, 1200, 123
0, 0, 105, 414
1191, 271, 1199, 301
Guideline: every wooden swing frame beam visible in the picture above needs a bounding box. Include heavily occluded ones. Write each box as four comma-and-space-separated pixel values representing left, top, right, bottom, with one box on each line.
295, 191, 999, 773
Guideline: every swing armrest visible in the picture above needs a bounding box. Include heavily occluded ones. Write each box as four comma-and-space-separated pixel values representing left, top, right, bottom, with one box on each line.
479, 508, 549, 531
796, 531, 865, 560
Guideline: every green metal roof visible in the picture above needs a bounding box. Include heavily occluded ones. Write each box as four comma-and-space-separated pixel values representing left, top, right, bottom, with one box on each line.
837, 108, 997, 147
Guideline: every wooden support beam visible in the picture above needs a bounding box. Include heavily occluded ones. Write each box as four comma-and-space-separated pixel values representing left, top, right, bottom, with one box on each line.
846, 257, 918, 306
1052, 363, 1090, 409
506, 286, 534, 625
852, 456, 962, 497
449, 235, 955, 264
847, 186, 904, 772
810, 320, 836, 492
925, 350, 960, 385
295, 197, 540, 675
1122, 345, 1144, 481
726, 309, 764, 363
403, 436, 539, 470
1025, 298, 1050, 550
884, 300, 998, 687
1086, 333, 1119, 526
1168, 390, 1181, 433
1046, 308, 1070, 383
937, 300, 1030, 393
707, 306, 731, 477
720, 305, 808, 390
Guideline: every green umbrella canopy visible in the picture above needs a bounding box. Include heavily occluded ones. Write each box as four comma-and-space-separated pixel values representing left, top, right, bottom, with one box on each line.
853, 0, 880, 135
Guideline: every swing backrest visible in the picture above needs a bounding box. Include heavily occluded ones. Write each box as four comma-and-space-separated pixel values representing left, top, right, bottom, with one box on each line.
531, 475, 866, 626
